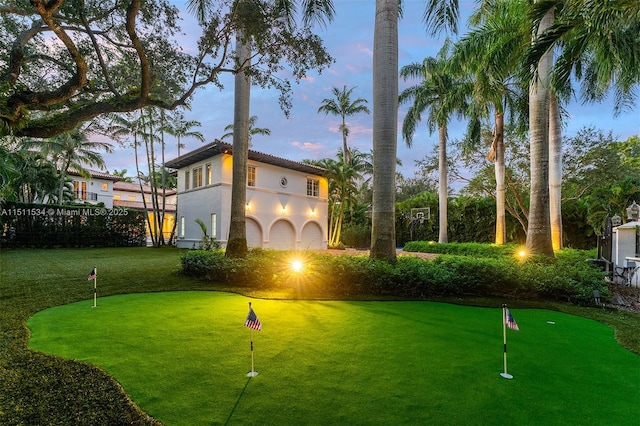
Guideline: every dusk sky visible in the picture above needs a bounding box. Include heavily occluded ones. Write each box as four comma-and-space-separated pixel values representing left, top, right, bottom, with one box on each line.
103, 0, 640, 183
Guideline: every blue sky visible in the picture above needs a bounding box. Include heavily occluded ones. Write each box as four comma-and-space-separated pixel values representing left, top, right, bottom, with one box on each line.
104, 0, 639, 180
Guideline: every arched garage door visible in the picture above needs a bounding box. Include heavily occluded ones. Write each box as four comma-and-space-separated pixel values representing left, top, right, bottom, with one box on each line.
269, 220, 295, 250
246, 218, 262, 248
301, 221, 324, 249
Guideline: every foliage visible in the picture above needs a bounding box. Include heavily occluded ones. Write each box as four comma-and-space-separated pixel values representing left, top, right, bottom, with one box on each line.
0, 201, 146, 248
181, 246, 608, 305
403, 241, 517, 257
193, 218, 220, 250
0, 0, 332, 138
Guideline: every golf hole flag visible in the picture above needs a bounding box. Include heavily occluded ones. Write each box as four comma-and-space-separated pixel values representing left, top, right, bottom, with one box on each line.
245, 302, 261, 377
505, 307, 519, 331
500, 304, 519, 379
245, 303, 262, 331
87, 267, 97, 281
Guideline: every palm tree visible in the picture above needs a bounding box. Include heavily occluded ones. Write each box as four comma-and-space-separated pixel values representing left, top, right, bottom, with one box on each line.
527, 0, 640, 253
370, 0, 461, 261
23, 128, 113, 205
166, 111, 205, 157
317, 85, 370, 163
220, 115, 271, 147
525, 2, 555, 257
399, 40, 470, 244
370, 0, 400, 261
451, 0, 529, 245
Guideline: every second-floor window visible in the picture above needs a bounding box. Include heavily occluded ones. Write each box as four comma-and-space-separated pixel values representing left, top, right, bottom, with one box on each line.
193, 167, 203, 188
205, 163, 212, 185
185, 171, 190, 190
247, 165, 256, 187
307, 178, 319, 197
73, 181, 88, 200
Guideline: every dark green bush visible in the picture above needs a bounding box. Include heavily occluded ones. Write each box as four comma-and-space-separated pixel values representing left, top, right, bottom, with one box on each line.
179, 247, 608, 305
403, 241, 518, 258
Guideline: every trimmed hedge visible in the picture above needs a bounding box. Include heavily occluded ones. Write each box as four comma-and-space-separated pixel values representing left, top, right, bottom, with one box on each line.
0, 201, 146, 248
403, 241, 518, 257
180, 246, 608, 305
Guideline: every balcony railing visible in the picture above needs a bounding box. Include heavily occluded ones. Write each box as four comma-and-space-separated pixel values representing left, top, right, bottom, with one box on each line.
74, 191, 98, 201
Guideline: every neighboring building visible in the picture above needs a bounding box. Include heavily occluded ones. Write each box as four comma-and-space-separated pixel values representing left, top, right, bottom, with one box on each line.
165, 140, 328, 250
67, 170, 120, 208
113, 181, 177, 241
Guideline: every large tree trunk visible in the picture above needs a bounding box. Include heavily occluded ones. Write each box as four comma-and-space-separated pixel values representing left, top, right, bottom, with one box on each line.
526, 4, 554, 257
438, 125, 448, 244
226, 29, 251, 258
494, 111, 506, 245
370, 0, 398, 262
549, 92, 563, 251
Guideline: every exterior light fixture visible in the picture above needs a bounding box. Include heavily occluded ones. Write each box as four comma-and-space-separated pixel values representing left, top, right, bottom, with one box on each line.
281, 206, 287, 214
626, 201, 639, 221
245, 203, 251, 211
310, 208, 315, 216
611, 213, 622, 227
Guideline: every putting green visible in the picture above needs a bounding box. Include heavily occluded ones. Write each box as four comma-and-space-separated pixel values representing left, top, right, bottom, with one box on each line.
28, 292, 639, 425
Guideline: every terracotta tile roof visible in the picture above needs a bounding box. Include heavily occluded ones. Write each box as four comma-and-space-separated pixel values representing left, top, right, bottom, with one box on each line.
165, 140, 326, 176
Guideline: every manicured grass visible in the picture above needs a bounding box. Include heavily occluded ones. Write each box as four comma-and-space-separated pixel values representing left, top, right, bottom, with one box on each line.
28, 292, 640, 425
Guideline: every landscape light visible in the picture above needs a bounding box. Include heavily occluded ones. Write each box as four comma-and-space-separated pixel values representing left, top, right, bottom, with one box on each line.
291, 260, 303, 272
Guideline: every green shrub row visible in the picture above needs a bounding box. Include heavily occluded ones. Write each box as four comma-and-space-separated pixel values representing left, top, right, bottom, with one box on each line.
180, 246, 608, 305
0, 201, 147, 248
403, 241, 519, 257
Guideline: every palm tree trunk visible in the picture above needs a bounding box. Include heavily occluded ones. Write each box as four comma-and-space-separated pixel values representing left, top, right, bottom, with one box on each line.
549, 92, 562, 251
226, 28, 251, 258
370, 0, 398, 262
438, 126, 448, 244
526, 4, 554, 257
494, 112, 506, 245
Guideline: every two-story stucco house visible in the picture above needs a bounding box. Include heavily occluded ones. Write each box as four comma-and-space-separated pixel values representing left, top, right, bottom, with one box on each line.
67, 170, 120, 208
165, 141, 328, 250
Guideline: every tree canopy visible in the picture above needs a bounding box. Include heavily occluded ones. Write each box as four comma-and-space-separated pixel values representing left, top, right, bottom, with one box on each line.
0, 0, 332, 138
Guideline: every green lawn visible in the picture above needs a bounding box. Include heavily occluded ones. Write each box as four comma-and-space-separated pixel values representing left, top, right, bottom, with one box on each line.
28, 291, 640, 425
1, 247, 639, 425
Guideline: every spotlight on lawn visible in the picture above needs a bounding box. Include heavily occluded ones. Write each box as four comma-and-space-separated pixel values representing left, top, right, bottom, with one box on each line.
291, 260, 303, 272
517, 249, 527, 260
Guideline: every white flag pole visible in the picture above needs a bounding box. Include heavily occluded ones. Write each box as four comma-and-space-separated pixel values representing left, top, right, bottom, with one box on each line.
92, 266, 97, 308
500, 304, 513, 379
248, 327, 258, 377
247, 302, 258, 377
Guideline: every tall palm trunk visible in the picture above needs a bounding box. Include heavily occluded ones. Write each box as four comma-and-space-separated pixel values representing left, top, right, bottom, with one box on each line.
370, 0, 398, 262
549, 93, 562, 251
438, 125, 448, 243
526, 4, 554, 257
226, 29, 251, 258
494, 111, 506, 245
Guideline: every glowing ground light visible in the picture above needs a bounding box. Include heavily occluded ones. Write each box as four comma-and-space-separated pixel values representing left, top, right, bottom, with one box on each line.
518, 250, 526, 258
291, 260, 303, 272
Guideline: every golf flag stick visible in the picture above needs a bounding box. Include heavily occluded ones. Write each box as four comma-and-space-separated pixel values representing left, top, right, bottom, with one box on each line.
244, 302, 262, 377
500, 304, 519, 379
249, 328, 257, 377
87, 267, 97, 308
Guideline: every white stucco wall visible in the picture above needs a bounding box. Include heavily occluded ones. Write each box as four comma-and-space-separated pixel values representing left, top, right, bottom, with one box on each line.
174, 153, 328, 250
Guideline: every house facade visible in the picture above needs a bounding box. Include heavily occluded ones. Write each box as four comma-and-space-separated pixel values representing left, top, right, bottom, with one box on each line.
113, 181, 177, 241
67, 170, 120, 208
165, 141, 328, 250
